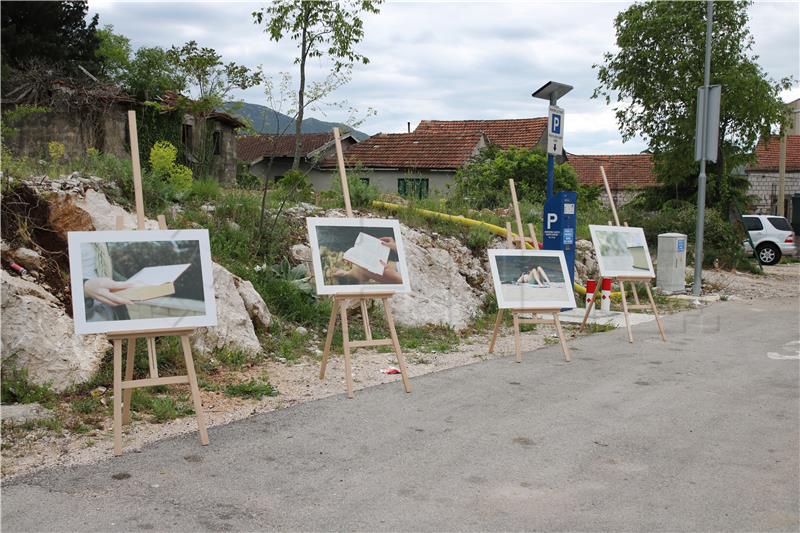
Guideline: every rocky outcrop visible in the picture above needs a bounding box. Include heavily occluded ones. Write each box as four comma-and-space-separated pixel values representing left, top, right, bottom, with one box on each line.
0, 271, 108, 392
2, 178, 274, 391
574, 239, 599, 284
389, 227, 484, 331
190, 264, 263, 356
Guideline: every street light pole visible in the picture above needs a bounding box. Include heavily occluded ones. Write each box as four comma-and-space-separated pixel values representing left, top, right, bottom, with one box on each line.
693, 0, 714, 296
546, 93, 557, 199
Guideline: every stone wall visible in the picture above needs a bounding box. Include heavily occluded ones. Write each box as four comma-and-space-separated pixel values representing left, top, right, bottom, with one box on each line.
746, 171, 800, 216
5, 105, 130, 160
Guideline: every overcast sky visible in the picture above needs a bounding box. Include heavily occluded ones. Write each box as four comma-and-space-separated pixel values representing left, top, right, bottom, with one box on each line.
87, 0, 799, 154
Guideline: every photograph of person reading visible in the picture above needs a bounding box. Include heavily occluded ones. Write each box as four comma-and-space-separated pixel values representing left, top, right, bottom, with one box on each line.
317, 226, 404, 286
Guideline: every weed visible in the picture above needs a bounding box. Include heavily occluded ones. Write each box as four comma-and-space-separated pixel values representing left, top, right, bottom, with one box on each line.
224, 379, 276, 400
0, 367, 57, 407
584, 323, 616, 333
70, 397, 102, 414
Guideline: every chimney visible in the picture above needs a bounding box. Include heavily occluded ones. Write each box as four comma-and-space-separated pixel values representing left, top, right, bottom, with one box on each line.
407, 121, 411, 133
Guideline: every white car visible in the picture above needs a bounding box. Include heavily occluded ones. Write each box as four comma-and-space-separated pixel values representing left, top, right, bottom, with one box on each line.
742, 215, 796, 265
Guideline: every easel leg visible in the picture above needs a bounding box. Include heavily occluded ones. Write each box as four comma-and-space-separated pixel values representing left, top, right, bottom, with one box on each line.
632, 284, 641, 306
579, 289, 596, 332
113, 339, 123, 456
122, 337, 136, 425
360, 300, 373, 341
552, 312, 572, 362
180, 335, 208, 445
645, 282, 667, 342
383, 298, 411, 393
320, 298, 340, 380
339, 303, 354, 399
512, 311, 522, 363
146, 337, 158, 378
619, 280, 633, 343
488, 309, 505, 353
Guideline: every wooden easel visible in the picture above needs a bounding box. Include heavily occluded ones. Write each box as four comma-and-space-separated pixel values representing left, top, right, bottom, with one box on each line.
109, 110, 208, 455
578, 166, 666, 344
318, 128, 411, 399
487, 179, 572, 363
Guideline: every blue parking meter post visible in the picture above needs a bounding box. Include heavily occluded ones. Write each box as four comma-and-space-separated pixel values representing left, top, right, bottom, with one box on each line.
543, 191, 577, 285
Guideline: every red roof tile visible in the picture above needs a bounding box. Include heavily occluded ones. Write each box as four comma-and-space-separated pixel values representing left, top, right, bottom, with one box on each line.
237, 133, 335, 163
749, 135, 800, 172
566, 153, 656, 190
321, 132, 485, 170
414, 118, 547, 149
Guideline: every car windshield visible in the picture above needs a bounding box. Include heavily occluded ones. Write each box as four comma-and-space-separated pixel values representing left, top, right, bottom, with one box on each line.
768, 217, 793, 231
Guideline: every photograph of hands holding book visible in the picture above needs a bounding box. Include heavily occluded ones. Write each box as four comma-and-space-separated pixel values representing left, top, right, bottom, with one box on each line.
68, 230, 217, 334
307, 218, 411, 295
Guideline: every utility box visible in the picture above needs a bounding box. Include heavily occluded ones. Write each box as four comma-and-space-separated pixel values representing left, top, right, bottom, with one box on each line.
656, 233, 687, 294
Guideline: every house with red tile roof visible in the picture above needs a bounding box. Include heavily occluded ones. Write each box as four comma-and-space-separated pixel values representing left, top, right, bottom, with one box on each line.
745, 135, 800, 216
565, 153, 657, 206
237, 132, 358, 184
312, 118, 547, 196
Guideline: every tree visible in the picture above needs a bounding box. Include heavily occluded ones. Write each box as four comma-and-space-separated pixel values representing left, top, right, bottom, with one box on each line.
253, 0, 381, 169
448, 145, 580, 210
125, 46, 186, 101
95, 25, 132, 82
1, 1, 100, 73
594, 0, 793, 209
167, 40, 262, 110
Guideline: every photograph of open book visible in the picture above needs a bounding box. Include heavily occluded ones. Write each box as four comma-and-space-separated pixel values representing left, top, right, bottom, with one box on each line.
307, 217, 411, 295
67, 229, 217, 335
488, 249, 577, 309
589, 225, 655, 278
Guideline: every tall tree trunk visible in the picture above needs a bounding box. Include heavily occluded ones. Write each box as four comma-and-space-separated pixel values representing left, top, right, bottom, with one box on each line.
293, 22, 308, 171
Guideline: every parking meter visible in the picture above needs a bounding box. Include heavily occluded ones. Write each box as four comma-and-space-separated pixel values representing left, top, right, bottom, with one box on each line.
542, 191, 577, 285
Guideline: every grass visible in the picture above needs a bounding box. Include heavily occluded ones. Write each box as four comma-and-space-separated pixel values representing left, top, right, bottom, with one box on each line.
1, 367, 57, 407
224, 378, 276, 400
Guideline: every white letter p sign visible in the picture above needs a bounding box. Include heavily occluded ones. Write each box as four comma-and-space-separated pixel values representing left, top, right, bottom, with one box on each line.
547, 213, 558, 230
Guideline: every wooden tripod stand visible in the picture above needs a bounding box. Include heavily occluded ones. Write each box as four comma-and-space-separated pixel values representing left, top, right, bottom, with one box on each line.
578, 166, 666, 344
317, 128, 411, 398
109, 111, 208, 455
487, 179, 572, 363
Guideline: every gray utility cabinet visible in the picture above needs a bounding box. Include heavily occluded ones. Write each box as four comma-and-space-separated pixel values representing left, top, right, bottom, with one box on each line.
656, 233, 687, 294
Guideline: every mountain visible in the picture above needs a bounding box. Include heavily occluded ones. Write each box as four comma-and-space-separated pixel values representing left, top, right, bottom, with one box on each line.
224, 102, 370, 141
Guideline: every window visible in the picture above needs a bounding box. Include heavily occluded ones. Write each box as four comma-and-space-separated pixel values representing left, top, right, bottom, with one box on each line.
181, 124, 193, 152
212, 131, 221, 155
742, 217, 763, 231
360, 177, 370, 185
767, 217, 792, 231
398, 178, 429, 199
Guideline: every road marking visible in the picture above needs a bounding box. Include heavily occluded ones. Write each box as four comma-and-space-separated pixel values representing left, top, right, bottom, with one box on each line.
767, 352, 800, 360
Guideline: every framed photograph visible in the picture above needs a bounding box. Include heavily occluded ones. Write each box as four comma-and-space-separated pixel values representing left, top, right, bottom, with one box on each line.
307, 217, 411, 295
68, 229, 217, 334
488, 249, 577, 309
589, 224, 655, 278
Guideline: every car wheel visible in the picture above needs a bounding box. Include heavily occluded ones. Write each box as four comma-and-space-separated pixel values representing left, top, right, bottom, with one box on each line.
756, 243, 781, 265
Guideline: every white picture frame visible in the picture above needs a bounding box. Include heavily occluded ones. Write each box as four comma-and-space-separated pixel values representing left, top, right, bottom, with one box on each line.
488, 249, 577, 309
307, 217, 411, 295
68, 229, 217, 335
589, 224, 655, 278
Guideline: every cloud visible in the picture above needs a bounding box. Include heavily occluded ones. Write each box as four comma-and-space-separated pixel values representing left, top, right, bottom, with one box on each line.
87, 0, 798, 154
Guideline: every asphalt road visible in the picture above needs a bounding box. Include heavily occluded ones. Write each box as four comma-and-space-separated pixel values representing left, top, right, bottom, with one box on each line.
3, 297, 799, 532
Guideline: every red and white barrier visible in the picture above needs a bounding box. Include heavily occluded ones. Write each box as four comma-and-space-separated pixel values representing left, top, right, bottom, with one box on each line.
600, 278, 612, 312
585, 279, 597, 313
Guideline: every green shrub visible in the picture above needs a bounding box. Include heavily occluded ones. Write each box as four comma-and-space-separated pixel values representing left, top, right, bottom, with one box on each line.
331, 167, 378, 209
274, 169, 313, 203
1, 367, 57, 407
465, 225, 493, 252
149, 140, 193, 196
236, 163, 261, 189
190, 179, 221, 202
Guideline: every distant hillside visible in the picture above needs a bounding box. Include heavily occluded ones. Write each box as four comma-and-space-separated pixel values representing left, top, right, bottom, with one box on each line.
225, 102, 370, 141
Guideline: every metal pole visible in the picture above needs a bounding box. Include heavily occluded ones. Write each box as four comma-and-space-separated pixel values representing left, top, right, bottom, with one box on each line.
693, 0, 713, 296
546, 94, 557, 200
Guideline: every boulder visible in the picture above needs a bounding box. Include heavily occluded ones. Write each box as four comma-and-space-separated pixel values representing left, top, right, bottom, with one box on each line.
47, 195, 95, 236
1, 271, 108, 392
389, 226, 483, 330
73, 189, 159, 231
190, 264, 262, 356
235, 277, 272, 331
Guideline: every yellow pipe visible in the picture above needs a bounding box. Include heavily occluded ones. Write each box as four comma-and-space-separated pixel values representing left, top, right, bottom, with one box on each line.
372, 200, 621, 298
